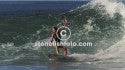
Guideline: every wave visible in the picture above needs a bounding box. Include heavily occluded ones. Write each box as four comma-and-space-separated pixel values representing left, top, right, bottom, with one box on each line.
68, 0, 125, 62
0, 0, 125, 63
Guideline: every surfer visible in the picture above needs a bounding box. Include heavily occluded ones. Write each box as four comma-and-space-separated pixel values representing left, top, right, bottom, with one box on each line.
62, 18, 68, 26
50, 26, 67, 56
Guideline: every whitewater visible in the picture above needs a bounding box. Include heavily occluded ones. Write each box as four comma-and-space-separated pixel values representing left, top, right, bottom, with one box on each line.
0, 0, 125, 70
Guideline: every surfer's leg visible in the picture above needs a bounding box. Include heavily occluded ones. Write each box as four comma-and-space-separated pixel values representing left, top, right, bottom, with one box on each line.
63, 46, 67, 56
54, 45, 59, 55
58, 46, 67, 56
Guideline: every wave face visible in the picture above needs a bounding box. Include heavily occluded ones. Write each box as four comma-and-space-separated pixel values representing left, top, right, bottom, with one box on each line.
0, 0, 125, 65
63, 0, 124, 53
69, 0, 125, 62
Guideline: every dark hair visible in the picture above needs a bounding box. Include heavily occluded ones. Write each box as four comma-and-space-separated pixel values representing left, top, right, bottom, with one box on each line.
52, 26, 58, 30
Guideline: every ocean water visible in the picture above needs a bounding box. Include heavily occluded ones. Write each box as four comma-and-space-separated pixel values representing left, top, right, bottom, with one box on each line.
0, 0, 125, 70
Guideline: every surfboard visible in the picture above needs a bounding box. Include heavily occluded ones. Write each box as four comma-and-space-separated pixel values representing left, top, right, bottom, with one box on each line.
44, 53, 76, 62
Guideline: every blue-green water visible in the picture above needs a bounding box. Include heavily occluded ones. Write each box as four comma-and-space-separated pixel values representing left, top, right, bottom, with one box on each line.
0, 0, 125, 70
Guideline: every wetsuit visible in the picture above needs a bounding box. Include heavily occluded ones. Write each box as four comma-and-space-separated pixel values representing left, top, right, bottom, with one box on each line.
53, 30, 61, 43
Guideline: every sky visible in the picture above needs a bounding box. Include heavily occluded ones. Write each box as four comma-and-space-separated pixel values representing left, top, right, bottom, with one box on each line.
0, 0, 90, 1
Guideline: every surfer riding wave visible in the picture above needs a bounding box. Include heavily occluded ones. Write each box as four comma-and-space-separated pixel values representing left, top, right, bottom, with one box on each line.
50, 19, 69, 56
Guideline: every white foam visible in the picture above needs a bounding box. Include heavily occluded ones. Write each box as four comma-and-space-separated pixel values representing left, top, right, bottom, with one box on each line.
70, 0, 125, 62
90, 0, 125, 60
90, 0, 125, 18
95, 39, 125, 60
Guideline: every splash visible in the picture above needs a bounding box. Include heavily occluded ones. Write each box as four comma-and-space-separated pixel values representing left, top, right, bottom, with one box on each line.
69, 0, 125, 62
90, 0, 125, 18
90, 0, 125, 34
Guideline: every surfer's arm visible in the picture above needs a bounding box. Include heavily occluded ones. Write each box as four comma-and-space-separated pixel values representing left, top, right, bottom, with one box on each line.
50, 33, 54, 42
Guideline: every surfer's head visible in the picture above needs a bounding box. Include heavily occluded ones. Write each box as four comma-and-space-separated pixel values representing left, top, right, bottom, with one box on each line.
52, 26, 58, 32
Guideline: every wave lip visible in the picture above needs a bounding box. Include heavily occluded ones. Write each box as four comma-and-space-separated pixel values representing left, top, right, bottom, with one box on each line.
67, 0, 125, 62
